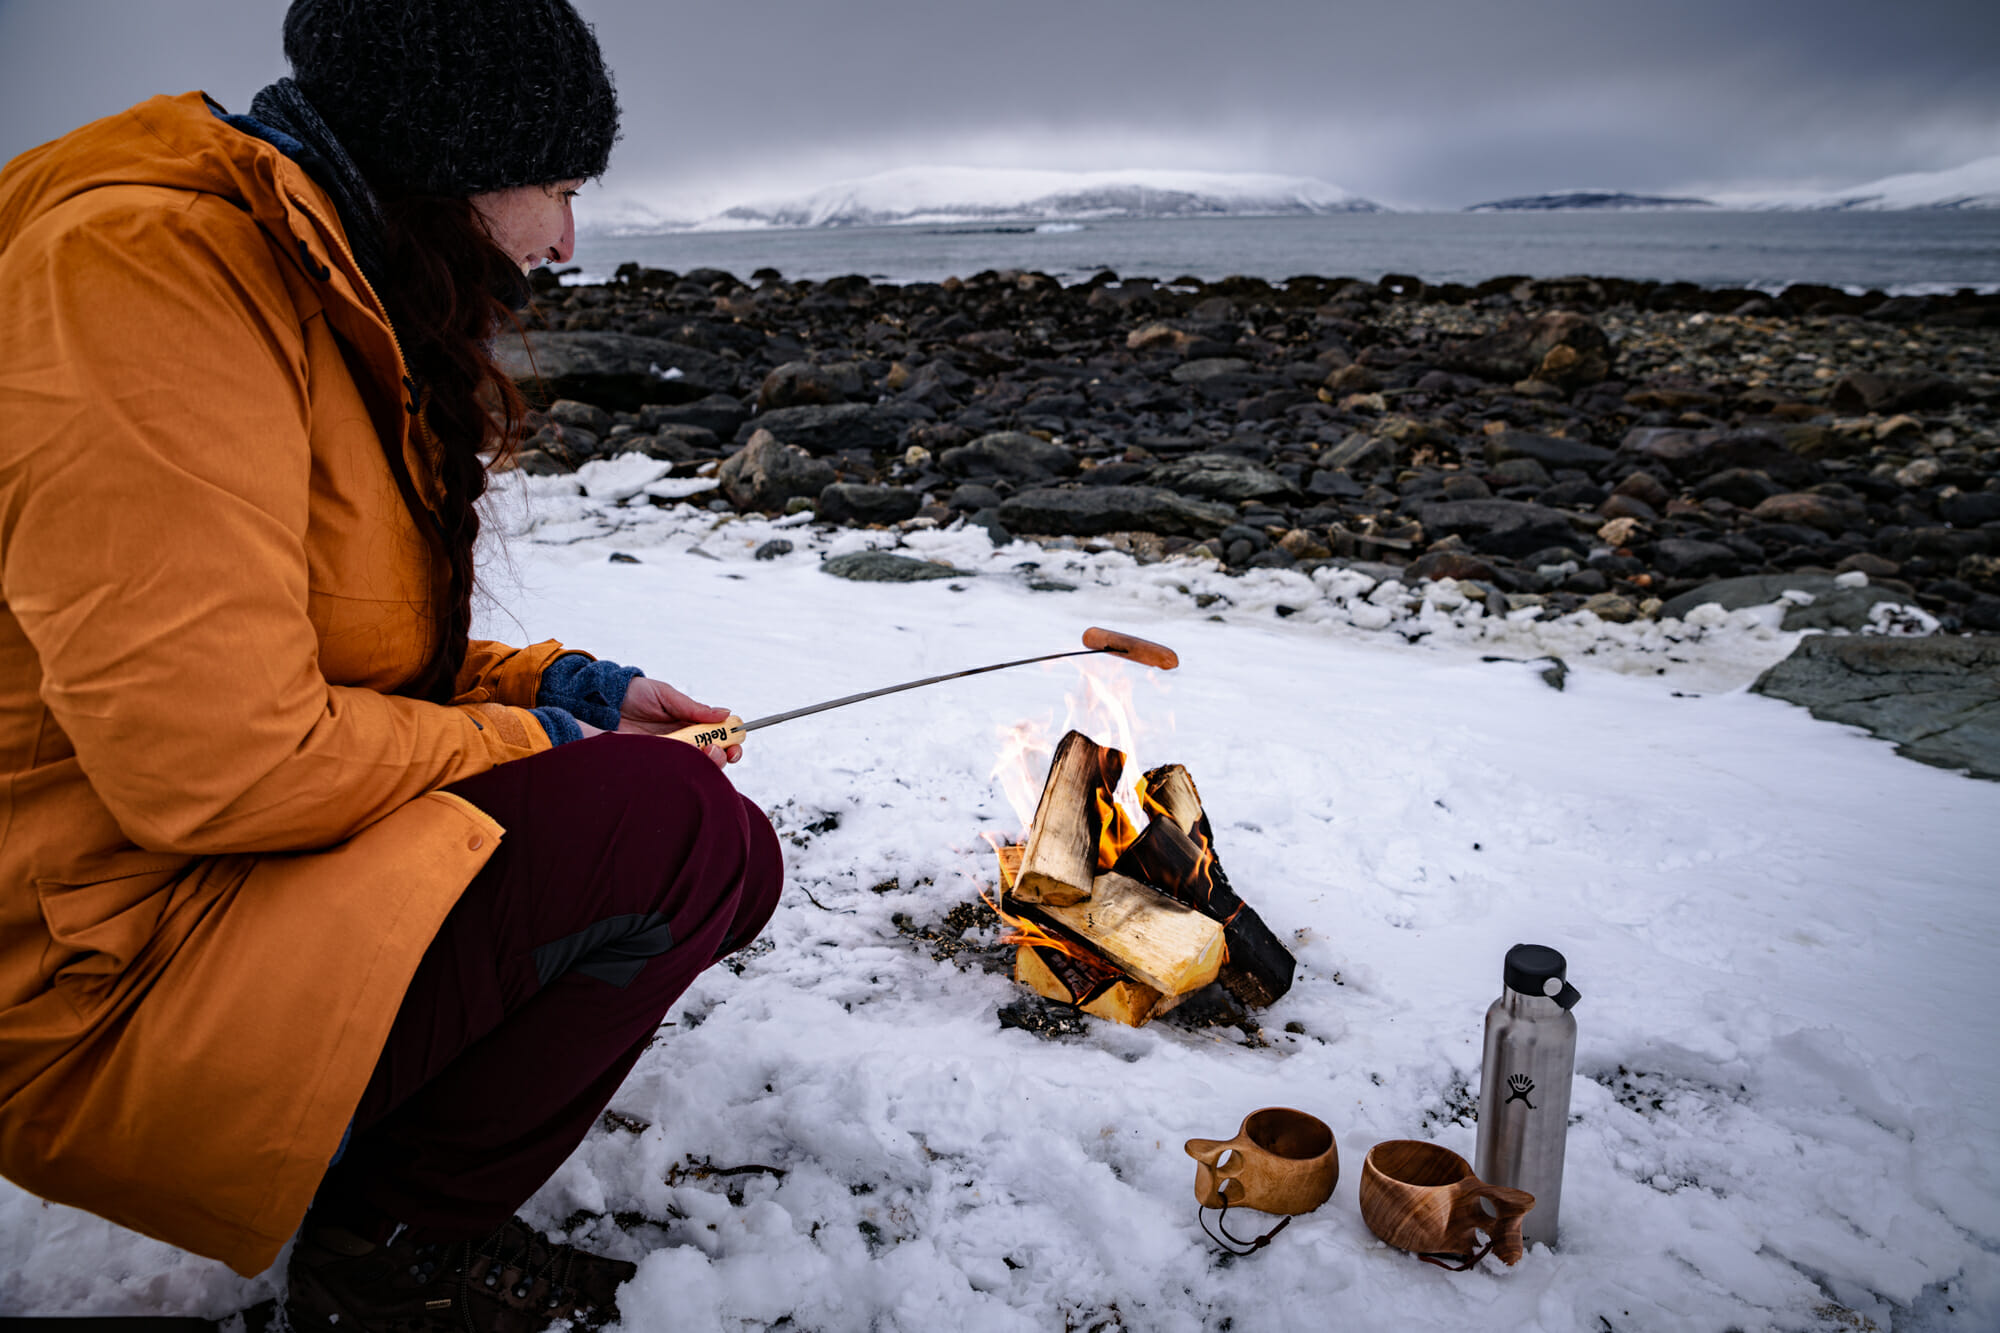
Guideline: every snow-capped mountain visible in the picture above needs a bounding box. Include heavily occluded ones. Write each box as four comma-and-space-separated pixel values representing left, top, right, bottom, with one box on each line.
1465, 191, 1716, 212
591, 166, 1381, 234
1717, 154, 2000, 211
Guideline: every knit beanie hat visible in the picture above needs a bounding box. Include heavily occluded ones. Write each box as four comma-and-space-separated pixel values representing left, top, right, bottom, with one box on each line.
281, 0, 620, 197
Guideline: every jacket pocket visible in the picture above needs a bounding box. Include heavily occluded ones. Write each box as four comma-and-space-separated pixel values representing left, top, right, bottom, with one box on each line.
34, 864, 183, 983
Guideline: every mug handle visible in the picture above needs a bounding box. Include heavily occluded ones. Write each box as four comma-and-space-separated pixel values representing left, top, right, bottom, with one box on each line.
1182, 1135, 1249, 1178
1454, 1181, 1537, 1266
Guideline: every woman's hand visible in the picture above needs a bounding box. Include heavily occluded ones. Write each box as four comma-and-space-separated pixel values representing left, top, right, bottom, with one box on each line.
616, 676, 742, 767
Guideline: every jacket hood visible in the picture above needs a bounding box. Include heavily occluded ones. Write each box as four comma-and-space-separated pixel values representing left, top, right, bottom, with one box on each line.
0, 92, 385, 332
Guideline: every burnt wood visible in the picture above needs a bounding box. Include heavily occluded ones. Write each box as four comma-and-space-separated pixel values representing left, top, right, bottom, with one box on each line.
1129, 767, 1296, 1007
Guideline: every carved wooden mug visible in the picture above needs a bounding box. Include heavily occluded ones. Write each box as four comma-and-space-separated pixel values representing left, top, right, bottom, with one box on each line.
1359, 1139, 1535, 1270
1184, 1107, 1339, 1216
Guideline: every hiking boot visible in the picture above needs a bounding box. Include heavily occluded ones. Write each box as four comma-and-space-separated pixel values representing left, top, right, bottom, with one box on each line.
286, 1215, 637, 1333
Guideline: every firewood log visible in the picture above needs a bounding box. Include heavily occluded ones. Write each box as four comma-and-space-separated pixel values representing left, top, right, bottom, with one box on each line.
1132, 766, 1296, 1007
1015, 730, 1123, 905
1029, 872, 1224, 996
1014, 945, 1183, 1027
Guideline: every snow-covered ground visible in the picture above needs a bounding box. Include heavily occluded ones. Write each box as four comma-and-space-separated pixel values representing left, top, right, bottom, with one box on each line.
5, 471, 1998, 1332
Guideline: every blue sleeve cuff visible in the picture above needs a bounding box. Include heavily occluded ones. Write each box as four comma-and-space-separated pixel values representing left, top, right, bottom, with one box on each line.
531, 706, 586, 746
536, 653, 645, 733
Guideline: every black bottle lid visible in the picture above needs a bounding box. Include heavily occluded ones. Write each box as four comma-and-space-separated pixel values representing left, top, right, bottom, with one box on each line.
1504, 942, 1581, 1009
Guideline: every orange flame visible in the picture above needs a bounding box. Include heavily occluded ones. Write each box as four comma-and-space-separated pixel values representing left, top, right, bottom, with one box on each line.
989, 656, 1163, 850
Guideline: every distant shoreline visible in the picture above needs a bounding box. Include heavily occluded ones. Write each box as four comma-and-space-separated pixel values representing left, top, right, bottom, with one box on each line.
571, 210, 2000, 298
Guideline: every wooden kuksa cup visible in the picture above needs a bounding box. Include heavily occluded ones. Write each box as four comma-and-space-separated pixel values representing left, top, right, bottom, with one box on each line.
1359, 1140, 1536, 1269
1184, 1107, 1339, 1215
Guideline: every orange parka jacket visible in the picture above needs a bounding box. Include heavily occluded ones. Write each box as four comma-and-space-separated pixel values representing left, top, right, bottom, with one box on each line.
0, 93, 582, 1276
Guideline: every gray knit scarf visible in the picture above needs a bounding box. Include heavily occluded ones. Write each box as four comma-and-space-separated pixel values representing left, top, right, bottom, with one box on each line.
232, 78, 392, 299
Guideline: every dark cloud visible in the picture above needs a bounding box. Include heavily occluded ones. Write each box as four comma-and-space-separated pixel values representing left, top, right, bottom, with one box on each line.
3, 0, 1995, 210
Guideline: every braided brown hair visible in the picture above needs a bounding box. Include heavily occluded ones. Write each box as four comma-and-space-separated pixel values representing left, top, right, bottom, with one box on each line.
372, 193, 530, 704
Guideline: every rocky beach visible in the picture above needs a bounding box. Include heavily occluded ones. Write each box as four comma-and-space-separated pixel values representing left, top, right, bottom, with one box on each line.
508, 266, 2000, 623
497, 263, 2000, 775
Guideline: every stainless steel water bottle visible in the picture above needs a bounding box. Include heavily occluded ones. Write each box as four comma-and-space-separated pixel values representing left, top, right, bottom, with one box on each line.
1474, 943, 1582, 1250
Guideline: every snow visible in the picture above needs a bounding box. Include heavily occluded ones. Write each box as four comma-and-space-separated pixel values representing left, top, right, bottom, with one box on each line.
592, 166, 1381, 234
4, 473, 1998, 1331
1714, 154, 2000, 212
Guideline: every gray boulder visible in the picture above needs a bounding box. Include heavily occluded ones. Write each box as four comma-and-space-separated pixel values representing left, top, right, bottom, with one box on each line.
821, 551, 968, 582
1168, 357, 1282, 402
816, 484, 923, 526
734, 403, 918, 455
1752, 634, 2000, 781
1485, 430, 1615, 471
492, 332, 735, 411
1441, 311, 1612, 386
1620, 427, 1816, 486
1651, 539, 1743, 580
545, 399, 612, 436
641, 394, 748, 440
718, 429, 837, 511
1146, 452, 1294, 503
1414, 499, 1583, 558
939, 431, 1077, 483
1660, 573, 1922, 631
999, 485, 1236, 538
758, 360, 866, 411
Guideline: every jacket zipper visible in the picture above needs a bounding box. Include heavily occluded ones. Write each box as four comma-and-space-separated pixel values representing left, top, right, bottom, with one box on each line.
286, 194, 411, 399
285, 194, 446, 476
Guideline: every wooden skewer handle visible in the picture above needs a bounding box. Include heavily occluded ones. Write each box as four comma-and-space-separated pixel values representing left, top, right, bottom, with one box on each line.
663, 715, 748, 750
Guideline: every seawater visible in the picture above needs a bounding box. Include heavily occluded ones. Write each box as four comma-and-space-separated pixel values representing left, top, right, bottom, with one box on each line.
571, 210, 2000, 295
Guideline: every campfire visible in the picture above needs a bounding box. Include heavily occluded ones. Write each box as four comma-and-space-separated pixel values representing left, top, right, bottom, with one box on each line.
985, 672, 1295, 1028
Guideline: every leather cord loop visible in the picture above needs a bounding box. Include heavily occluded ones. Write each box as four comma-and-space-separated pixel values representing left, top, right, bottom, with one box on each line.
1417, 1237, 1495, 1271
1196, 1199, 1292, 1256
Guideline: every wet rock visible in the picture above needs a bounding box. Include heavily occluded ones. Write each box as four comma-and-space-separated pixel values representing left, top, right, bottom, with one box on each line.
998, 486, 1236, 538
641, 395, 749, 440
718, 429, 837, 511
1405, 550, 1503, 583
1749, 492, 1854, 533
1940, 491, 2000, 529
758, 360, 865, 411
1752, 634, 2000, 781
546, 399, 612, 436
816, 483, 923, 526
1828, 371, 1964, 414
1694, 468, 1783, 508
1486, 430, 1616, 472
641, 424, 722, 459
1146, 452, 1295, 503
1582, 592, 1640, 622
1172, 358, 1283, 402
1652, 538, 1743, 580
494, 332, 736, 411
1622, 427, 1816, 486
1538, 479, 1608, 509
939, 431, 1077, 483
947, 482, 1003, 511
1442, 311, 1612, 386
1660, 572, 1922, 630
821, 551, 969, 583
1415, 499, 1583, 558
1597, 493, 1656, 522
1490, 458, 1553, 490
737, 403, 916, 455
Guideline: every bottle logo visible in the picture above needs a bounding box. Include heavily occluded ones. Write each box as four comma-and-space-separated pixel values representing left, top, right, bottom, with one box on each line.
1505, 1074, 1537, 1109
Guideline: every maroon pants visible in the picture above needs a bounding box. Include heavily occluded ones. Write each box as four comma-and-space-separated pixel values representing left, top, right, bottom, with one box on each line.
311, 734, 783, 1241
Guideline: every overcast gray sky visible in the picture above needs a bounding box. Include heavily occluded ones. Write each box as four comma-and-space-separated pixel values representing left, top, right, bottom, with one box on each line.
1, 0, 1995, 213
